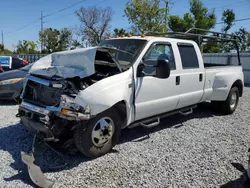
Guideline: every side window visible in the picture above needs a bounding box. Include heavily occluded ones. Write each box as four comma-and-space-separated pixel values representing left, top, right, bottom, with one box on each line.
11, 57, 22, 69
143, 43, 176, 75
178, 44, 199, 69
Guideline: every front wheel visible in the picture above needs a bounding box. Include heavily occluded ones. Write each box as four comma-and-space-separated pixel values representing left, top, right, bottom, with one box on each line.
74, 108, 122, 158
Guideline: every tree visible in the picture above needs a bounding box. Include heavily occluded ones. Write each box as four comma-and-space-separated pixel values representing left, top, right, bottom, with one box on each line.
124, 0, 170, 33
168, 13, 194, 32
113, 28, 129, 37
16, 40, 37, 54
70, 40, 82, 50
76, 6, 113, 46
0, 44, 12, 55
39, 28, 72, 53
218, 28, 250, 53
221, 9, 235, 33
168, 0, 216, 32
0, 44, 3, 51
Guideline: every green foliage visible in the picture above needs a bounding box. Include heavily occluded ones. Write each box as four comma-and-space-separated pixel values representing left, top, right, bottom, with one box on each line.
0, 44, 12, 55
125, 0, 169, 33
113, 28, 129, 37
76, 6, 113, 46
16, 40, 37, 54
168, 0, 216, 32
221, 9, 235, 33
232, 28, 250, 52
168, 13, 194, 32
39, 28, 72, 53
70, 40, 82, 50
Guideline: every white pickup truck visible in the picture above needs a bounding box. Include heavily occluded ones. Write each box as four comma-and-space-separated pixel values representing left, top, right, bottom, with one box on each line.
18, 28, 243, 173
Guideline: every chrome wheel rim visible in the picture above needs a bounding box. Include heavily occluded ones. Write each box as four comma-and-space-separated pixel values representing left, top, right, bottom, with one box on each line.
91, 117, 115, 147
230, 92, 237, 109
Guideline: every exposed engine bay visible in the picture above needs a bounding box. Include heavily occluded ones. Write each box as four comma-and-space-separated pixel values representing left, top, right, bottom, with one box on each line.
22, 50, 124, 107
19, 49, 126, 145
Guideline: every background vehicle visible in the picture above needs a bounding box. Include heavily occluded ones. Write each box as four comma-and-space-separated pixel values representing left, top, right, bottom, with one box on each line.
0, 55, 29, 72
0, 63, 33, 100
0, 65, 3, 73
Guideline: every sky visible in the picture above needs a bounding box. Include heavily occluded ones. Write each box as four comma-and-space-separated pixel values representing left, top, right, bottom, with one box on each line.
0, 0, 250, 50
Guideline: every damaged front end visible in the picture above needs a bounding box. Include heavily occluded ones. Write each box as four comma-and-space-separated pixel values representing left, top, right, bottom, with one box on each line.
17, 46, 129, 187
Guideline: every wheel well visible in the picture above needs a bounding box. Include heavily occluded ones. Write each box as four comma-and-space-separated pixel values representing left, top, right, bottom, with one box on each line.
232, 80, 243, 97
113, 101, 127, 129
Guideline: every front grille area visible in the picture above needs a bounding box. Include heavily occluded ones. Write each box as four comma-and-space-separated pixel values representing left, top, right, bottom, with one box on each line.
0, 92, 14, 98
23, 80, 63, 107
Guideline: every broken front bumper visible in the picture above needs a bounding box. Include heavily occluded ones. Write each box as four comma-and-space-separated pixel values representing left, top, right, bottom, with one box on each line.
21, 134, 69, 188
18, 100, 91, 133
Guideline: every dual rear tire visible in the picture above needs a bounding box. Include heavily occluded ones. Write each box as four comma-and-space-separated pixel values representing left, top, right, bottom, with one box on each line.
212, 87, 240, 115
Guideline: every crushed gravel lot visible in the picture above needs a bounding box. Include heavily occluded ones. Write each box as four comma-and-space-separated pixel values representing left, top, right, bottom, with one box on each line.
1, 88, 250, 188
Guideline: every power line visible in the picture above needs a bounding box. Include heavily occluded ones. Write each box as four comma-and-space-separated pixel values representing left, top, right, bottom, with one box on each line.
45, 0, 109, 23
212, 0, 249, 10
216, 17, 250, 24
44, 0, 88, 18
213, 1, 250, 12
5, 19, 40, 36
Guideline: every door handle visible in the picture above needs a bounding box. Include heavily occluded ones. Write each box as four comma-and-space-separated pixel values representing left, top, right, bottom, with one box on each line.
176, 76, 180, 85
199, 74, 203, 82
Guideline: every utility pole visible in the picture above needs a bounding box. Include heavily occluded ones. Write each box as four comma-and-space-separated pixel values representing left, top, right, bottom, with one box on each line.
164, 0, 169, 33
1, 30, 4, 47
40, 11, 44, 51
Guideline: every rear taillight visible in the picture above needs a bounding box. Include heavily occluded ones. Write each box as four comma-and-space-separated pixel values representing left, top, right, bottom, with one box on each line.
21, 60, 29, 65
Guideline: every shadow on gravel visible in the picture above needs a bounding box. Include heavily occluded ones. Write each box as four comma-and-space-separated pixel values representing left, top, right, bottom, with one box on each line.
0, 103, 228, 187
120, 103, 222, 144
220, 176, 250, 188
220, 163, 250, 188
0, 123, 90, 187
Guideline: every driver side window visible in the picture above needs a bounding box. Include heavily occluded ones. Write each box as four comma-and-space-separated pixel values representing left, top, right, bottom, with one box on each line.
143, 43, 176, 75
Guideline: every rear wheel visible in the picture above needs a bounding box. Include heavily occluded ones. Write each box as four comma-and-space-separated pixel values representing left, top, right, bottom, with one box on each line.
74, 108, 122, 158
212, 87, 239, 115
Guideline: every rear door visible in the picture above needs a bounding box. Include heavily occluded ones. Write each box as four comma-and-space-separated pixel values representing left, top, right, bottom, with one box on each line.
175, 43, 205, 109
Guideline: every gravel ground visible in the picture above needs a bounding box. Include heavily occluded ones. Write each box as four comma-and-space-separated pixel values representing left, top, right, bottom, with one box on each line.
1, 88, 250, 188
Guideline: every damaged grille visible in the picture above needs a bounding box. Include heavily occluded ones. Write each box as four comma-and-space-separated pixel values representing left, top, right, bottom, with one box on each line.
23, 80, 64, 107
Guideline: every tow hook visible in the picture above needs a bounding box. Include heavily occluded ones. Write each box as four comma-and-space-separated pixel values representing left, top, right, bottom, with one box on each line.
21, 134, 69, 188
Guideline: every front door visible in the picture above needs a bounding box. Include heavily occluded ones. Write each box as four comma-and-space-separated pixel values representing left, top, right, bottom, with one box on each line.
134, 43, 180, 121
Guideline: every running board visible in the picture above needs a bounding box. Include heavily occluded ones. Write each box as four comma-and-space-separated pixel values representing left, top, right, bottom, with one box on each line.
140, 118, 160, 128
128, 105, 197, 129
179, 108, 193, 116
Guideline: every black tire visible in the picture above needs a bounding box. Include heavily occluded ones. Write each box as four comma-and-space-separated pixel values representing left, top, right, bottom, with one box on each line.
74, 107, 122, 158
212, 87, 239, 115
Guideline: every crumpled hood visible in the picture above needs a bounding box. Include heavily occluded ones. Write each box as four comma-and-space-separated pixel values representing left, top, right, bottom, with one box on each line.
29, 47, 97, 79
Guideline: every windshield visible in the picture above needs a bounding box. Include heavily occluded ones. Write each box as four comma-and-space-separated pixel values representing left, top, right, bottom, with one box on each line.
20, 63, 33, 71
98, 39, 147, 66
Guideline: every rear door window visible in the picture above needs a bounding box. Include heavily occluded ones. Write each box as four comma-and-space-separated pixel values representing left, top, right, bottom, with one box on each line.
11, 57, 22, 69
178, 44, 199, 69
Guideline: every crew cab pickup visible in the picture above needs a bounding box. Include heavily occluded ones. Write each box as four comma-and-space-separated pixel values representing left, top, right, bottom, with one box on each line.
18, 30, 243, 162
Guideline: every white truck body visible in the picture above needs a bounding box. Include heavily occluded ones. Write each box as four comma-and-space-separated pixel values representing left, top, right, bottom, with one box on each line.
18, 31, 244, 188
20, 36, 244, 126
18, 35, 244, 188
